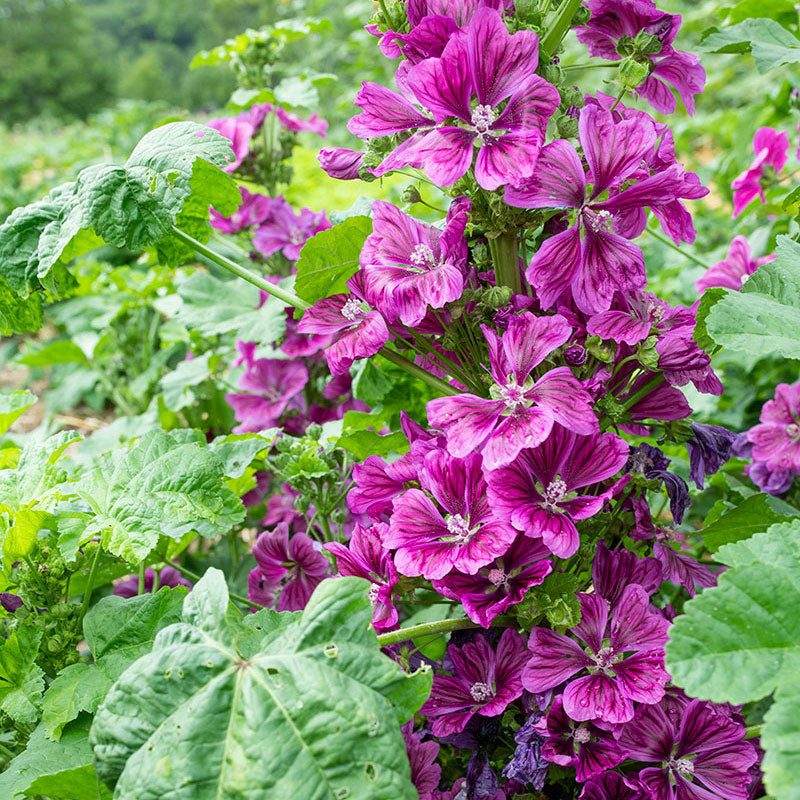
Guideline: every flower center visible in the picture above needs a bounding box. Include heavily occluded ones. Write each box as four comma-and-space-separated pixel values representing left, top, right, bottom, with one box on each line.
469, 681, 494, 703
445, 513, 475, 544
288, 227, 306, 247
341, 296, 366, 322
667, 758, 695, 777
786, 422, 800, 439
368, 585, 380, 606
498, 381, 527, 413
592, 646, 617, 673
572, 726, 591, 745
471, 104, 497, 140
585, 209, 613, 232
629, 450, 654, 474
410, 243, 437, 270
487, 568, 509, 588
543, 478, 568, 511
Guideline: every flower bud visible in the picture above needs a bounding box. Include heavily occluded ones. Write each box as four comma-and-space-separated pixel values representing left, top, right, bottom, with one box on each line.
317, 147, 364, 180
400, 185, 422, 205
619, 56, 653, 89
564, 344, 586, 366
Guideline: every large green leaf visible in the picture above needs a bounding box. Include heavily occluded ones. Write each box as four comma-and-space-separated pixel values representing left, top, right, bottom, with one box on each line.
43, 588, 188, 740
0, 625, 45, 725
705, 235, 800, 359
295, 215, 372, 304
90, 571, 431, 799
701, 18, 800, 72
73, 429, 244, 563
762, 678, 800, 800
0, 273, 42, 336
0, 716, 111, 800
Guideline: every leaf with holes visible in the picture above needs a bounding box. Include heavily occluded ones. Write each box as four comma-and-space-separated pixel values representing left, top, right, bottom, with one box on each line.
90, 570, 431, 800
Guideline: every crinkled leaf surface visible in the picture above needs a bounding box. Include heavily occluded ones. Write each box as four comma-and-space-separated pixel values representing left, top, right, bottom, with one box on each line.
762, 678, 800, 800
0, 273, 42, 336
0, 715, 111, 800
295, 215, 372, 304
705, 236, 800, 359
43, 588, 188, 740
90, 571, 431, 800
0, 625, 45, 725
74, 429, 243, 563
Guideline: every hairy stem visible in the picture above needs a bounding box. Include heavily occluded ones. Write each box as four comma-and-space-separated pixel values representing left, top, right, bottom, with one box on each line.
376, 615, 513, 647
541, 0, 583, 58
489, 233, 521, 294
645, 225, 712, 269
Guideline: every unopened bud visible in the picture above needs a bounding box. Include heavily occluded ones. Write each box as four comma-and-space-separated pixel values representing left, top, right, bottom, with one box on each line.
401, 185, 422, 205
619, 56, 652, 89
564, 344, 586, 366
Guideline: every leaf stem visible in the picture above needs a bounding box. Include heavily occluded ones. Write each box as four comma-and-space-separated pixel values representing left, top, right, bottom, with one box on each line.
170, 226, 310, 309
541, 0, 583, 58
376, 615, 513, 647
138, 562, 146, 595
645, 225, 712, 269
79, 545, 103, 622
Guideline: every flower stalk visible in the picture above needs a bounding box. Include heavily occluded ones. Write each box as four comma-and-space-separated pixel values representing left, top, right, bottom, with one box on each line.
376, 615, 514, 647
540, 0, 584, 58
489, 233, 522, 295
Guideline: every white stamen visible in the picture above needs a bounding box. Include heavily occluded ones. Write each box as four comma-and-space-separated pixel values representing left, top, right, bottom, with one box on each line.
288, 227, 306, 246
341, 296, 365, 322
543, 478, 568, 511
471, 104, 497, 140
445, 513, 474, 544
368, 585, 380, 606
469, 681, 494, 702
669, 758, 695, 777
487, 568, 509, 588
586, 209, 613, 232
573, 726, 591, 744
787, 423, 800, 439
410, 243, 436, 269
498, 381, 526, 413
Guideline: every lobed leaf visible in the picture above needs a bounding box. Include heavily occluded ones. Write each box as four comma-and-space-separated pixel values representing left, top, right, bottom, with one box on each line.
701, 18, 800, 72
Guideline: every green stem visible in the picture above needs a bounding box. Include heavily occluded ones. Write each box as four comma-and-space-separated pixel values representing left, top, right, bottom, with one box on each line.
563, 62, 619, 71
489, 233, 521, 294
0, 741, 16, 760
79, 546, 103, 622
621, 374, 665, 412
376, 615, 513, 647
229, 530, 240, 564
171, 226, 309, 309
137, 562, 146, 595
152, 567, 161, 593
609, 86, 628, 111
541, 0, 583, 58
378, 348, 460, 396
170, 562, 264, 608
645, 226, 712, 269
745, 724, 762, 740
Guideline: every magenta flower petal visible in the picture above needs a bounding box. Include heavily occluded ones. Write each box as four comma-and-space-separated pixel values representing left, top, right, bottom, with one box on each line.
406, 37, 472, 123
504, 139, 586, 209
427, 394, 507, 458
526, 225, 583, 309
523, 628, 592, 691
348, 81, 434, 137
529, 367, 598, 436
482, 407, 554, 470
563, 673, 633, 723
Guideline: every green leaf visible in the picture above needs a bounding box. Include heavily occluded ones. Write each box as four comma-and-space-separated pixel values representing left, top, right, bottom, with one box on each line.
90, 571, 431, 799
43, 588, 187, 740
0, 625, 45, 724
666, 521, 800, 705
0, 716, 111, 799
16, 340, 88, 368
74, 429, 244, 563
701, 18, 800, 72
295, 216, 372, 304
693, 287, 725, 353
705, 235, 800, 359
207, 433, 272, 478
762, 678, 800, 800
0, 273, 42, 336
0, 391, 37, 438
159, 353, 212, 412
701, 493, 800, 552
173, 272, 287, 344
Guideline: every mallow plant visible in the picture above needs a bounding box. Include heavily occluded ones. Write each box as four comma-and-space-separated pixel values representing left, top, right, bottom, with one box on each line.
1, 1, 800, 799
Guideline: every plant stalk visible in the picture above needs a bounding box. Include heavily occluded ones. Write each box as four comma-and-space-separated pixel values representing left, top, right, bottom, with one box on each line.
489, 233, 521, 295
645, 225, 712, 269
621, 374, 666, 412
541, 0, 584, 58
376, 615, 513, 647
79, 546, 103, 622
170, 562, 264, 608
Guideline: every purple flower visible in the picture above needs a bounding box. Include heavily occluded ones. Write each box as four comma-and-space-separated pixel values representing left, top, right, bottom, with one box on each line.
696, 236, 775, 292
350, 8, 559, 190
210, 187, 273, 234
419, 629, 528, 736
592, 541, 663, 609
485, 426, 629, 557
384, 450, 518, 580
325, 522, 399, 630
275, 107, 328, 136
652, 541, 715, 598
587, 291, 691, 346
427, 313, 597, 470
360, 198, 469, 326
686, 422, 738, 489
250, 523, 329, 611
347, 453, 419, 520
206, 116, 255, 172
226, 358, 309, 433
522, 586, 670, 724
655, 326, 723, 395
501, 714, 549, 790
402, 722, 441, 800
114, 566, 192, 598
575, 0, 706, 115
580, 772, 643, 800
0, 593, 23, 612
618, 698, 758, 800
433, 537, 552, 627
317, 147, 365, 180
732, 127, 789, 216
747, 382, 800, 471
505, 106, 660, 313
627, 444, 690, 524
466, 751, 500, 799
297, 274, 389, 375
542, 695, 627, 782
252, 198, 331, 260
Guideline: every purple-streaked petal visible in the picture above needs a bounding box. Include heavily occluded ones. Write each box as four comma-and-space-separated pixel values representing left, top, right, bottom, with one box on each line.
523, 628, 592, 691
348, 81, 434, 137
504, 139, 586, 209
527, 226, 583, 309
563, 674, 633, 723
427, 394, 504, 458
